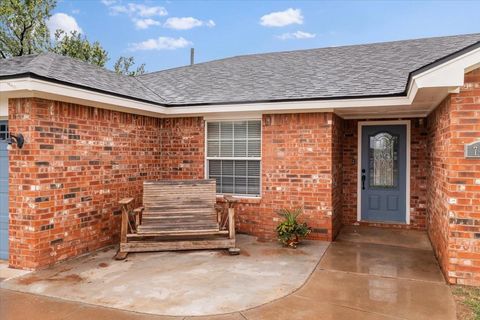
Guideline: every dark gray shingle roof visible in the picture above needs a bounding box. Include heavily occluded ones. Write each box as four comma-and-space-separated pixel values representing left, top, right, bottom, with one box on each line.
1, 33, 480, 106
137, 33, 480, 105
0, 52, 167, 104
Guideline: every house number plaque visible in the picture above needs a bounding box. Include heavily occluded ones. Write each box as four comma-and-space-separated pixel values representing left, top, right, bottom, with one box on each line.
465, 141, 480, 158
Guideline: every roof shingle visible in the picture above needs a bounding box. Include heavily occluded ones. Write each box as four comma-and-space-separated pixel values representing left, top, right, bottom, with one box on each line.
0, 52, 167, 104
137, 33, 480, 105
1, 33, 480, 106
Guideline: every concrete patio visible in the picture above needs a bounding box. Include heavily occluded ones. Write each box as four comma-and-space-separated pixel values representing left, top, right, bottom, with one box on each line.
0, 234, 328, 317
0, 226, 457, 320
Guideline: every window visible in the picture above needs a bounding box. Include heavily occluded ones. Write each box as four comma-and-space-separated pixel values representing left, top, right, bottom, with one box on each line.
0, 122, 8, 141
206, 120, 261, 196
368, 132, 399, 188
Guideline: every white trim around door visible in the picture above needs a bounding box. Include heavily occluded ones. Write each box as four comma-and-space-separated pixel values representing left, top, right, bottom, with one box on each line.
357, 120, 411, 224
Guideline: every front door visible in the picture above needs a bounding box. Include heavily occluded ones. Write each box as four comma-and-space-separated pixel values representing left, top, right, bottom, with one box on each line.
360, 124, 407, 223
0, 121, 8, 259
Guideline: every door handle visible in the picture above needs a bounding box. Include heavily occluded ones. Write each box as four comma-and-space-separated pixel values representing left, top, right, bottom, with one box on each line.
361, 170, 366, 190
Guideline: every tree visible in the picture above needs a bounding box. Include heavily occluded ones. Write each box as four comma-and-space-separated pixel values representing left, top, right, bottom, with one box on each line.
0, 0, 146, 72
0, 0, 56, 58
51, 30, 109, 67
114, 56, 146, 76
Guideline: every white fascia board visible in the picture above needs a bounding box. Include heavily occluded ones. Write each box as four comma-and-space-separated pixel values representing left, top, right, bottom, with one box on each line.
341, 112, 428, 120
165, 97, 410, 115
410, 46, 480, 90
0, 78, 168, 116
201, 112, 263, 121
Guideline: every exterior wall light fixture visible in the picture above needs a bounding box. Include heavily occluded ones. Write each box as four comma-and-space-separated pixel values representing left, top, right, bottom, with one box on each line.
7, 133, 25, 150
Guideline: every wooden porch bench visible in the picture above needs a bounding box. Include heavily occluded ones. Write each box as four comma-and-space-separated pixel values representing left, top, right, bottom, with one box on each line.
115, 179, 237, 259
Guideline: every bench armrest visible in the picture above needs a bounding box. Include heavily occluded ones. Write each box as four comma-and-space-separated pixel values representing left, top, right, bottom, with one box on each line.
133, 207, 144, 213
119, 197, 134, 205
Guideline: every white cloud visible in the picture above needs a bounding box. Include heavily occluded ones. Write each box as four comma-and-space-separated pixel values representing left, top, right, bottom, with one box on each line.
47, 13, 83, 38
164, 17, 215, 30
277, 31, 316, 40
134, 18, 161, 29
260, 8, 303, 27
132, 3, 168, 17
109, 5, 128, 14
101, 0, 116, 5
102, 2, 167, 29
108, 3, 167, 17
129, 37, 192, 51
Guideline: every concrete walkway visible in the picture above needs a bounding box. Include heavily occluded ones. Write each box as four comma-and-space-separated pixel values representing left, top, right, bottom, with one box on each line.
0, 226, 456, 320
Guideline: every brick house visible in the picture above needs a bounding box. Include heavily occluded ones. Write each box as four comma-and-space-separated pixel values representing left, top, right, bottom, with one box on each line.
1, 33, 480, 285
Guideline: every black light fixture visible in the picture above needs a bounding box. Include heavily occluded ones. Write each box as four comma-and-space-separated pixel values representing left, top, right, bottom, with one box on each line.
7, 133, 25, 150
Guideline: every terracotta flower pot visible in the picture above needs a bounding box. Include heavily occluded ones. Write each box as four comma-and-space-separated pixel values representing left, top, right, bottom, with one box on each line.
286, 235, 300, 248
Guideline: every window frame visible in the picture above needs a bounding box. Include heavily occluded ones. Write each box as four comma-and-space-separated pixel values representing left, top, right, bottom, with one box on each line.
204, 119, 262, 198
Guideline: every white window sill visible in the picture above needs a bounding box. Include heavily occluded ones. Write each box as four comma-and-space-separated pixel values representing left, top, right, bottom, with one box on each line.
216, 194, 262, 201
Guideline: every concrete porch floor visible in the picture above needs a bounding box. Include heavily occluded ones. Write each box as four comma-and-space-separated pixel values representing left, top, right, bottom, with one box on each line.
0, 234, 328, 317
0, 226, 457, 320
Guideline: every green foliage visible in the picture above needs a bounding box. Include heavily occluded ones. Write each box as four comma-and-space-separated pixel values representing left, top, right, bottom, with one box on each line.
114, 56, 146, 76
51, 30, 109, 67
453, 286, 480, 320
0, 0, 55, 58
275, 207, 311, 248
0, 1, 146, 72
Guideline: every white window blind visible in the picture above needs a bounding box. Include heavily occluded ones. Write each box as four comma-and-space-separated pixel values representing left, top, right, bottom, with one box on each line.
206, 120, 261, 196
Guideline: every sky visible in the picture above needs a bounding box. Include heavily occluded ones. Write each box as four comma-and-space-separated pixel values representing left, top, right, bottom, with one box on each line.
50, 0, 480, 72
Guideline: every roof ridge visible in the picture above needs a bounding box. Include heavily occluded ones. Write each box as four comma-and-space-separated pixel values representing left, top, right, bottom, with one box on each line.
138, 32, 480, 77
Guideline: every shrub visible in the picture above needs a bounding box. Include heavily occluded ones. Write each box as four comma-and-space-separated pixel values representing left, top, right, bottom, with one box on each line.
276, 207, 311, 248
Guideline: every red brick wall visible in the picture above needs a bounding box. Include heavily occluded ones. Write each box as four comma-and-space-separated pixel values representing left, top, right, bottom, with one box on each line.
248, 113, 339, 240
427, 69, 480, 285
341, 119, 428, 230
8, 101, 342, 269
159, 117, 205, 180
331, 114, 344, 238
163, 113, 341, 241
427, 97, 452, 282
8, 98, 162, 269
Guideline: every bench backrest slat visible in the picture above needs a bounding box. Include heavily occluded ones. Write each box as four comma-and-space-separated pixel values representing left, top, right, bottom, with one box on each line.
141, 180, 219, 231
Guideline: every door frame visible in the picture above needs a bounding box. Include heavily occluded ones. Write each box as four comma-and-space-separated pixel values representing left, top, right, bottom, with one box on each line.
357, 120, 411, 224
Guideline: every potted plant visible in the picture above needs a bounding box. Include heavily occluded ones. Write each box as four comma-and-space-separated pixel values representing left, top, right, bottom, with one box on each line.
276, 208, 311, 248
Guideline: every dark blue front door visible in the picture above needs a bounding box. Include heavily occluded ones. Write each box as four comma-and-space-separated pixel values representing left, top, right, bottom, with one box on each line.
361, 125, 407, 223
0, 121, 8, 260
